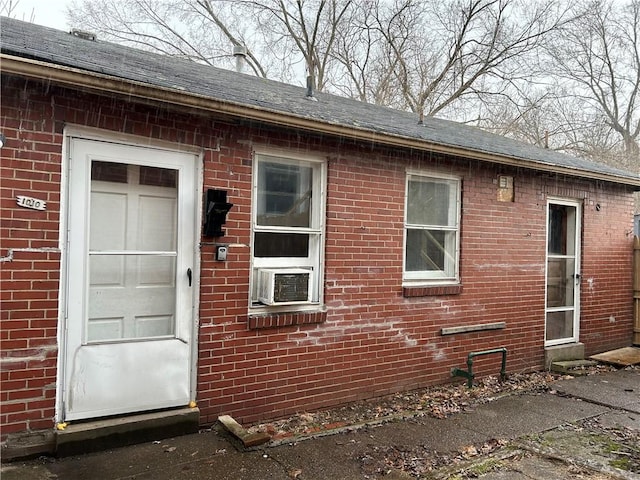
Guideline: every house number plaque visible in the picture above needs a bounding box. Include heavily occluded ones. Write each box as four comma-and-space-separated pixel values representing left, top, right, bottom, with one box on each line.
16, 195, 47, 211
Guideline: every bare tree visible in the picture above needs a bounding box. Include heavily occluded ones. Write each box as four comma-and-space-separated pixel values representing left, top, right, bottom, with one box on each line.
354, 0, 572, 118
460, 0, 640, 211
66, 1, 265, 75
479, 87, 625, 160
547, 0, 640, 163
67, 0, 571, 111
192, 0, 267, 77
243, 0, 354, 91
0, 0, 35, 22
330, 0, 403, 105
67, 0, 354, 89
28, 0, 640, 213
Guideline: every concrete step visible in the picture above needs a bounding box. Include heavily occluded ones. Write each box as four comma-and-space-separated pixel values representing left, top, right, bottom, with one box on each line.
55, 407, 200, 457
0, 429, 56, 462
550, 359, 598, 375
544, 342, 585, 369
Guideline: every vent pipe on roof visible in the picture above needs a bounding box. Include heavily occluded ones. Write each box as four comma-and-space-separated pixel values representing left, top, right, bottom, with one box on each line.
306, 75, 318, 101
233, 45, 247, 73
70, 29, 96, 41
306, 75, 314, 98
305, 59, 318, 101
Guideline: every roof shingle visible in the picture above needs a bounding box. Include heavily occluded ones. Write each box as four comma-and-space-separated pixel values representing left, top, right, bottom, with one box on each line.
1, 16, 638, 186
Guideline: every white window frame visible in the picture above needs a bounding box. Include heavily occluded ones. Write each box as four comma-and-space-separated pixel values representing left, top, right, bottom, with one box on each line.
249, 149, 326, 310
403, 171, 461, 285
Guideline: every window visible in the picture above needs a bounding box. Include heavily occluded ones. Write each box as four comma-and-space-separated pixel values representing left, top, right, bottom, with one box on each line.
404, 173, 460, 284
250, 152, 325, 307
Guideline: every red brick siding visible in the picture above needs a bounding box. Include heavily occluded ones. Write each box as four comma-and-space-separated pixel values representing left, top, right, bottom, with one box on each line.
0, 76, 635, 439
580, 185, 635, 354
1, 78, 62, 436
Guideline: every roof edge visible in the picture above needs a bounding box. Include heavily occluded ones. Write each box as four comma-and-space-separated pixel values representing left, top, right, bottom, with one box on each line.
2, 54, 639, 189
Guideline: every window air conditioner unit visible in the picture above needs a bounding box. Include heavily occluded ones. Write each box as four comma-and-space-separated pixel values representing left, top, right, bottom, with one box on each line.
257, 268, 312, 305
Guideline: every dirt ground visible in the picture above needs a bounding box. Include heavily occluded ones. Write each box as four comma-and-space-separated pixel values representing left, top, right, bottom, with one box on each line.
2, 365, 637, 480
247, 364, 639, 479
252, 370, 563, 440
250, 366, 614, 438
354, 416, 639, 479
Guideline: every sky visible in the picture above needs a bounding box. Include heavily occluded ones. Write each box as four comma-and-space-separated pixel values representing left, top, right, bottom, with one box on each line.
6, 0, 72, 30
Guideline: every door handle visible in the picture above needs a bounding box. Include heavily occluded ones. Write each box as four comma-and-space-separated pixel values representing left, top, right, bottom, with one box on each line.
187, 268, 192, 287
573, 273, 581, 284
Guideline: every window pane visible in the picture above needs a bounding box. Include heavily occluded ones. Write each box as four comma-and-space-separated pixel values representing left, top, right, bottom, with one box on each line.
254, 232, 309, 257
257, 162, 312, 227
91, 161, 127, 183
407, 178, 452, 226
548, 205, 576, 255
546, 310, 574, 341
546, 258, 575, 308
548, 206, 565, 254
406, 229, 455, 274
90, 163, 177, 252
140, 165, 177, 188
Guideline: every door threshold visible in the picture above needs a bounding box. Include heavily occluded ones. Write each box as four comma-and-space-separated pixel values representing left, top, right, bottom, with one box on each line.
56, 406, 199, 457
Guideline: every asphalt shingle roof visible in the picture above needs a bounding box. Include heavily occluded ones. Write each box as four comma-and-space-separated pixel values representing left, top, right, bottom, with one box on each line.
1, 16, 638, 185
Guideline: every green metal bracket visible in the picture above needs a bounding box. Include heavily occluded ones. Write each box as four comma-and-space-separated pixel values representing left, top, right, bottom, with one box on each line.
451, 347, 507, 388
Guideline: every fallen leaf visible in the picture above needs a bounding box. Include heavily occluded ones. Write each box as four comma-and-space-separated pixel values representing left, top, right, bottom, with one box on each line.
299, 413, 314, 423
461, 445, 478, 457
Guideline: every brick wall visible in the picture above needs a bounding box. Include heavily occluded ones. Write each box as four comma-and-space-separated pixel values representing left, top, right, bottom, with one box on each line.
579, 181, 636, 354
1, 76, 635, 439
1, 78, 62, 436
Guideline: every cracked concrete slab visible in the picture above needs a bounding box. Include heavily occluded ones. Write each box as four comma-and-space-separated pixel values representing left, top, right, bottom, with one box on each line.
552, 369, 640, 413
2, 368, 638, 480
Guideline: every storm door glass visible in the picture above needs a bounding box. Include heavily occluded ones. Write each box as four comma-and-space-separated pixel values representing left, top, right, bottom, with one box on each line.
87, 161, 178, 342
545, 202, 580, 344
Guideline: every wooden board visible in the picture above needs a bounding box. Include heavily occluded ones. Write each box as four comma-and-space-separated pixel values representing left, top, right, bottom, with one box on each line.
635, 236, 640, 345
590, 347, 640, 367
218, 415, 271, 447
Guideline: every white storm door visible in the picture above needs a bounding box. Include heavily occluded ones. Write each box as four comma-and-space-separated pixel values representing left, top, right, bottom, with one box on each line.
64, 138, 197, 421
545, 200, 581, 346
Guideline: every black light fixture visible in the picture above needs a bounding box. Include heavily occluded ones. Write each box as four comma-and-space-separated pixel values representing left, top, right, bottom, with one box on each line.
203, 189, 233, 237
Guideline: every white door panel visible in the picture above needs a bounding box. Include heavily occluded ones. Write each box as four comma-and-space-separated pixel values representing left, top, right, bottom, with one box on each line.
67, 340, 189, 418
64, 138, 197, 421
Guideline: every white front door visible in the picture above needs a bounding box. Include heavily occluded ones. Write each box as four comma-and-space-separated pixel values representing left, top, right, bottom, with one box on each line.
545, 199, 581, 346
63, 138, 198, 421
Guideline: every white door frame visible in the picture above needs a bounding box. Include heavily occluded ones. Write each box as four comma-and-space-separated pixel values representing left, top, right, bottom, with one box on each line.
544, 197, 582, 346
56, 126, 202, 423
